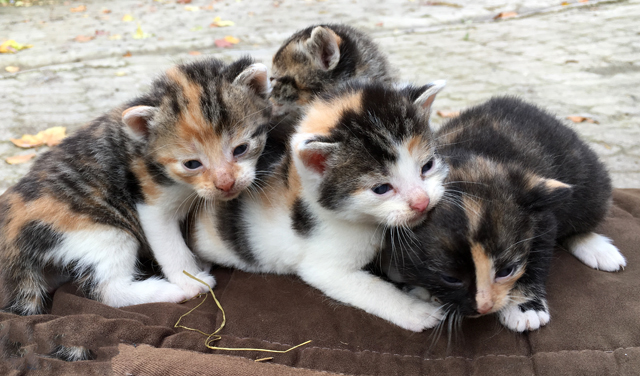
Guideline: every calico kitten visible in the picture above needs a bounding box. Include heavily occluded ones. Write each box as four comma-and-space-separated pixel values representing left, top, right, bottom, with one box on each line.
381, 97, 627, 332
269, 24, 397, 140
0, 57, 271, 315
189, 81, 449, 332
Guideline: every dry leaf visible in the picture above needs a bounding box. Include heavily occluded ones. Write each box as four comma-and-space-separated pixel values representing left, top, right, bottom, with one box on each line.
214, 38, 233, 48
123, 51, 132, 57
122, 14, 134, 22
70, 5, 86, 12
184, 5, 200, 11
95, 30, 109, 36
224, 35, 239, 44
5, 66, 20, 73
102, 8, 111, 14
210, 16, 235, 27
177, 0, 192, 3
109, 34, 122, 40
437, 110, 460, 118
567, 115, 598, 124
115, 71, 127, 76
561, 1, 570, 5
494, 11, 518, 19
133, 24, 152, 39
0, 40, 34, 54
10, 127, 67, 148
375, 22, 383, 27
424, 1, 463, 7
74, 35, 95, 43
189, 51, 202, 55
6, 153, 37, 165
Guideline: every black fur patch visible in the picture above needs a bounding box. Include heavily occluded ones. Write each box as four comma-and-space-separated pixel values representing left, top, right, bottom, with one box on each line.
215, 200, 256, 264
291, 198, 316, 237
16, 221, 63, 261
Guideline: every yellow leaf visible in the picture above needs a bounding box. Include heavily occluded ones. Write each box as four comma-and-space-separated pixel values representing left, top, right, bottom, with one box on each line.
133, 24, 152, 39
70, 5, 86, 12
561, 1, 569, 5
5, 66, 20, 73
10, 127, 67, 148
115, 71, 128, 76
224, 35, 240, 44
122, 14, 134, 22
210, 16, 235, 27
6, 153, 37, 165
109, 34, 122, 40
0, 40, 34, 54
184, 6, 200, 11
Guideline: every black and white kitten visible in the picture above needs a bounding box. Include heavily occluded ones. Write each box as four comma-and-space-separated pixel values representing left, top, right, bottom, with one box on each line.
381, 97, 627, 332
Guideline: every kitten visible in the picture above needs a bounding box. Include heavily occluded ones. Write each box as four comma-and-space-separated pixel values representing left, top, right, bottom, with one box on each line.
269, 24, 397, 140
380, 97, 627, 332
0, 57, 271, 315
189, 81, 449, 332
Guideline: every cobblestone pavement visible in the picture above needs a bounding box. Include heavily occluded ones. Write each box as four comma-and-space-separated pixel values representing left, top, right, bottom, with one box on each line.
1, 0, 639, 192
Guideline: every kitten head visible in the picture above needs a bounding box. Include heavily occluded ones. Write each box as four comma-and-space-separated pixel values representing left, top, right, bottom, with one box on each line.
385, 157, 573, 317
291, 81, 447, 227
122, 57, 272, 201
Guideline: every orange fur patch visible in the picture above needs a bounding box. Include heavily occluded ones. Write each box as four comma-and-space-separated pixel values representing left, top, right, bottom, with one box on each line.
131, 159, 161, 203
299, 91, 363, 136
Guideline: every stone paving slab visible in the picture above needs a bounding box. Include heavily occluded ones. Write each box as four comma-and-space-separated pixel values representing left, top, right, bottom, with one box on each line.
1, 0, 638, 193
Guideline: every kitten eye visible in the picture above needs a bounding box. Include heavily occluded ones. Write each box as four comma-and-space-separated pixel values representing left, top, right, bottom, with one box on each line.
495, 266, 515, 279
233, 143, 249, 157
441, 274, 463, 286
183, 160, 202, 170
372, 184, 393, 195
421, 158, 435, 175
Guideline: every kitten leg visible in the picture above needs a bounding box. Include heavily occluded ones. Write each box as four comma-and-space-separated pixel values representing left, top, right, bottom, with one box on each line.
299, 266, 442, 332
138, 204, 216, 297
565, 232, 626, 272
57, 228, 188, 307
498, 299, 550, 332
3, 267, 49, 316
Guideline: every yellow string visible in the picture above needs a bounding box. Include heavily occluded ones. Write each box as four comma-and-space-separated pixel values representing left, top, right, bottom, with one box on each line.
174, 271, 312, 355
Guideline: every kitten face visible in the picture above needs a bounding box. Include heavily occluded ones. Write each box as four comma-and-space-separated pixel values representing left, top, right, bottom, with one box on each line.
387, 158, 571, 317
292, 82, 447, 227
123, 59, 272, 201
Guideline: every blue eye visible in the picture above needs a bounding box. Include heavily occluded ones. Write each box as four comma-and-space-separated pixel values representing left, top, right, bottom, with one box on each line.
495, 266, 514, 279
422, 158, 434, 174
441, 274, 463, 285
183, 160, 202, 170
233, 143, 248, 157
372, 184, 392, 195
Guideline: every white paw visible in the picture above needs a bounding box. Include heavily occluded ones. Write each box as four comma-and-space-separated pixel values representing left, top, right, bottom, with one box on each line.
569, 233, 626, 272
174, 271, 216, 298
151, 281, 189, 303
498, 304, 550, 332
397, 300, 443, 332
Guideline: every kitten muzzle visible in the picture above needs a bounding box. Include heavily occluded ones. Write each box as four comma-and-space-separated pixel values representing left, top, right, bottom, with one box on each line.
410, 196, 430, 213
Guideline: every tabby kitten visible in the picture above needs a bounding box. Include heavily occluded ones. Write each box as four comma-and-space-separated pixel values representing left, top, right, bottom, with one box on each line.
190, 81, 449, 332
381, 97, 626, 332
269, 24, 397, 140
0, 57, 271, 315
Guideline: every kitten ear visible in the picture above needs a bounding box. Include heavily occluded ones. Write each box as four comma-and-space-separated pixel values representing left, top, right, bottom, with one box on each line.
413, 80, 446, 112
297, 139, 338, 175
522, 175, 573, 211
233, 63, 271, 99
122, 106, 157, 139
305, 26, 341, 71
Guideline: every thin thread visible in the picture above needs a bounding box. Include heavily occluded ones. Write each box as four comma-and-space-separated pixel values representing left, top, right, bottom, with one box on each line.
174, 271, 312, 355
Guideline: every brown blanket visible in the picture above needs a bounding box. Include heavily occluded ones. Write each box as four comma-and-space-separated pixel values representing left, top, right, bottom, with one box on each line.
2, 189, 639, 376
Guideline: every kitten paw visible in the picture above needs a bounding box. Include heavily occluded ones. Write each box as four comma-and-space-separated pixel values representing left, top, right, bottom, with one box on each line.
150, 280, 189, 303
174, 271, 216, 298
498, 304, 550, 332
399, 300, 443, 332
568, 233, 626, 272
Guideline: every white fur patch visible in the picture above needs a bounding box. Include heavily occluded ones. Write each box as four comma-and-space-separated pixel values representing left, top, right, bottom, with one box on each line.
567, 232, 626, 272
498, 304, 550, 332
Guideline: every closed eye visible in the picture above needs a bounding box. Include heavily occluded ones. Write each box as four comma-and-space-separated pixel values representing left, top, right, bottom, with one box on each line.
495, 266, 515, 280
441, 274, 464, 286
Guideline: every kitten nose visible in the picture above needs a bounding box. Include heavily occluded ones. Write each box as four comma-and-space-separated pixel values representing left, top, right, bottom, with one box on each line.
410, 196, 430, 213
476, 301, 494, 315
215, 174, 235, 192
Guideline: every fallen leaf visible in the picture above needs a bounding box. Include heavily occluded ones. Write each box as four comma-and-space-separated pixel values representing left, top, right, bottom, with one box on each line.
10, 127, 67, 148
123, 51, 132, 57
579, 0, 588, 2
567, 115, 598, 124
424, 1, 463, 7
189, 51, 202, 55
184, 5, 200, 11
6, 153, 37, 165
437, 110, 460, 118
122, 14, 134, 22
177, 0, 192, 3
109, 34, 122, 40
565, 59, 579, 64
209, 16, 235, 27
5, 66, 20, 73
224, 35, 239, 44
115, 71, 127, 76
70, 5, 86, 12
102, 8, 111, 14
95, 30, 110, 36
494, 11, 518, 19
375, 22, 383, 27
214, 38, 233, 48
133, 24, 152, 39
561, 1, 569, 5
0, 40, 34, 54
191, 25, 204, 31
74, 35, 95, 43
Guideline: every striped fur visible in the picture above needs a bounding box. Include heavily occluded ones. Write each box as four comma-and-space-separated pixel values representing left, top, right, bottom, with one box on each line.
0, 57, 272, 315
190, 82, 449, 332
381, 97, 626, 332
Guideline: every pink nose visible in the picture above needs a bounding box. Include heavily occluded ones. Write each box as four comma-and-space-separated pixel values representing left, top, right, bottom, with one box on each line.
476, 301, 494, 315
216, 175, 235, 192
410, 196, 430, 213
